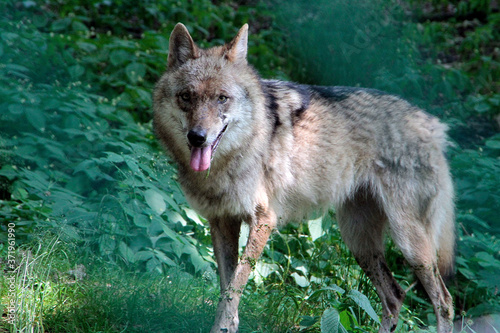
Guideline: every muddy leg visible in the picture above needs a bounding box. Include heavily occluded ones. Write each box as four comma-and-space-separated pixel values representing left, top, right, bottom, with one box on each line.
210, 217, 242, 291
356, 254, 406, 332
390, 225, 454, 333
337, 189, 405, 333
210, 206, 275, 333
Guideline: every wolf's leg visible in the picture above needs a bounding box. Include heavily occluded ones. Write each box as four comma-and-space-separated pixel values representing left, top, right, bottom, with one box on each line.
337, 188, 405, 333
210, 218, 242, 291
210, 205, 275, 333
387, 215, 454, 333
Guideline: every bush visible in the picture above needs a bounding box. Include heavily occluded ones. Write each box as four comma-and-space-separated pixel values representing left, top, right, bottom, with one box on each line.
1, 0, 499, 332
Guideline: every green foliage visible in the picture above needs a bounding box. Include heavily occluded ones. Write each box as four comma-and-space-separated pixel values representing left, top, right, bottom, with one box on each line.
245, 215, 383, 331
1, 0, 499, 332
1, 235, 220, 332
0, 1, 287, 331
0, 0, 287, 278
273, 0, 409, 88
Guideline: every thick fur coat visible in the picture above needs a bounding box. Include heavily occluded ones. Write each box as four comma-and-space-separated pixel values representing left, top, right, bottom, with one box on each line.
153, 23, 455, 333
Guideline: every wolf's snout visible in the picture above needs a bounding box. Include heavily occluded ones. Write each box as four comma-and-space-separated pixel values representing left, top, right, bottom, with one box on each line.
187, 128, 207, 147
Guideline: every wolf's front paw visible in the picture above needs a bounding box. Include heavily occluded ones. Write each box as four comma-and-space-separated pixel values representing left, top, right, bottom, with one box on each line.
211, 326, 238, 333
210, 300, 239, 333
210, 319, 239, 333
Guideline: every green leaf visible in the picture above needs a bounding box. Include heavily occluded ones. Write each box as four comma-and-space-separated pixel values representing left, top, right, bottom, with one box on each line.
25, 107, 46, 131
489, 95, 500, 106
125, 62, 146, 84
291, 272, 309, 287
255, 262, 279, 279
347, 289, 380, 323
125, 158, 140, 173
104, 152, 124, 163
300, 315, 318, 328
1, 32, 18, 43
8, 104, 24, 115
183, 245, 208, 272
160, 222, 180, 241
307, 285, 345, 303
339, 310, 354, 331
135, 87, 152, 105
68, 64, 85, 79
154, 35, 169, 50
46, 144, 67, 161
109, 49, 131, 66
129, 235, 151, 252
76, 41, 97, 53
183, 207, 205, 226
99, 235, 116, 255
474, 101, 491, 113
4, 64, 30, 79
71, 20, 88, 32
144, 189, 166, 215
164, 195, 181, 213
148, 216, 164, 237
146, 257, 161, 272
51, 18, 71, 31
485, 135, 500, 150
133, 214, 150, 228
118, 241, 135, 263
475, 252, 499, 268
166, 210, 187, 226
32, 14, 48, 28
477, 269, 500, 289
156, 236, 182, 259
153, 249, 177, 266
135, 250, 154, 261
97, 104, 115, 115
308, 217, 324, 241
12, 187, 28, 200
0, 165, 17, 180
324, 285, 345, 295
321, 307, 340, 333
61, 225, 81, 241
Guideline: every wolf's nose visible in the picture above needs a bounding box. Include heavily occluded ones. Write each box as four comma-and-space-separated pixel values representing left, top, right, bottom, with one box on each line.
187, 128, 207, 147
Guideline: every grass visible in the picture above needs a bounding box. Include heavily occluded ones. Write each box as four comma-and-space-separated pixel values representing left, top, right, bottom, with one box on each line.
1, 228, 495, 332
1, 0, 499, 332
1, 234, 222, 333
0, 233, 420, 333
0, 217, 425, 332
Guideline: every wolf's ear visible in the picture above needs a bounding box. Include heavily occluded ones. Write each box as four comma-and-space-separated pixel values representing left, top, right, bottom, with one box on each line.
226, 24, 248, 63
168, 23, 199, 69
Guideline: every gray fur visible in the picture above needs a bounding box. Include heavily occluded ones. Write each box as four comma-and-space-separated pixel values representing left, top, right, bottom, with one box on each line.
153, 23, 455, 333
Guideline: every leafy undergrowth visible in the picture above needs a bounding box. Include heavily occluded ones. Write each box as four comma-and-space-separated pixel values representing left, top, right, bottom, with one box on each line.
1, 0, 499, 332
1, 235, 220, 333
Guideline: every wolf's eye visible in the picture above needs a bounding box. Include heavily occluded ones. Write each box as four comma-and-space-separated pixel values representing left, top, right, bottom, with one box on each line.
180, 92, 190, 102
218, 95, 228, 104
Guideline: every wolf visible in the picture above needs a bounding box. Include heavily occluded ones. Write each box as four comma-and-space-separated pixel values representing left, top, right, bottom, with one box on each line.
153, 23, 455, 333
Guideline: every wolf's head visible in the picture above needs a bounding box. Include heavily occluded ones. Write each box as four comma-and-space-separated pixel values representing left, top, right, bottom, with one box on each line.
154, 23, 258, 172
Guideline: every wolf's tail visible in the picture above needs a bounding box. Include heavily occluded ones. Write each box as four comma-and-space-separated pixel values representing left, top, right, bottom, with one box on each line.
437, 219, 456, 280
435, 168, 456, 281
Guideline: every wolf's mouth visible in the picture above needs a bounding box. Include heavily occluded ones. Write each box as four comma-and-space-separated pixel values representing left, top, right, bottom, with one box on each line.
189, 124, 228, 172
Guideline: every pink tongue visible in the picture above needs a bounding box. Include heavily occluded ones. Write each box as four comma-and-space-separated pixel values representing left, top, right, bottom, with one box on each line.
190, 146, 212, 172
